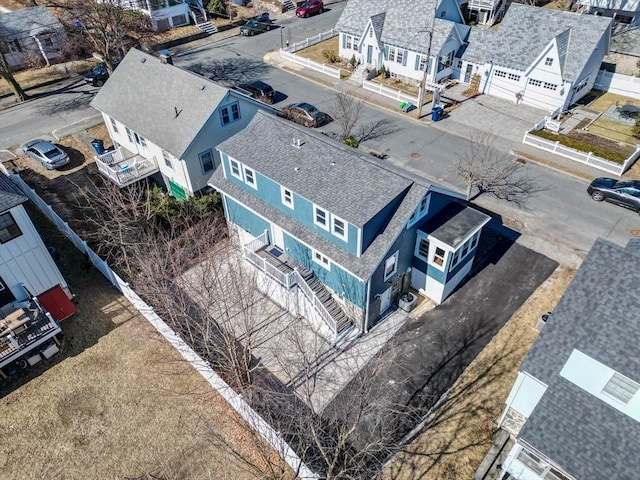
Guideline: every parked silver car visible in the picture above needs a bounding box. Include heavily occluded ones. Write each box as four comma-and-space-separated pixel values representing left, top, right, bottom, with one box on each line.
22, 139, 69, 170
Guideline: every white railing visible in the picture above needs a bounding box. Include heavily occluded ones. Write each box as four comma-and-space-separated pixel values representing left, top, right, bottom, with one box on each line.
362, 79, 419, 104
244, 230, 269, 253
95, 153, 159, 187
281, 29, 337, 54
468, 0, 501, 8
522, 131, 640, 175
244, 248, 296, 289
0, 163, 319, 480
593, 70, 640, 100
279, 49, 343, 79
292, 271, 337, 336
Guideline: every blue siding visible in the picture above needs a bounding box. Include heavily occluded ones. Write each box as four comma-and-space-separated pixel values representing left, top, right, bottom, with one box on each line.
446, 242, 479, 281
223, 195, 271, 239
219, 150, 360, 255
427, 257, 448, 284
283, 232, 365, 308
437, 0, 464, 23
361, 194, 405, 254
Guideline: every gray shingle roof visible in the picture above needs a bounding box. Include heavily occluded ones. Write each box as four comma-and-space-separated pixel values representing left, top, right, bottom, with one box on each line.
215, 111, 415, 227
420, 202, 489, 248
335, 0, 459, 55
0, 172, 27, 212
462, 4, 612, 82
90, 48, 229, 158
0, 6, 63, 39
517, 238, 640, 480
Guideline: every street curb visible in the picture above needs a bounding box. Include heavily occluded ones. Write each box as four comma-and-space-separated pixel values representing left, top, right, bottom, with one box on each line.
52, 114, 104, 141
512, 150, 593, 183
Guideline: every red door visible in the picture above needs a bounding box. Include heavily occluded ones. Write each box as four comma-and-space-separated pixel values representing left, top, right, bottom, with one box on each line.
37, 285, 76, 321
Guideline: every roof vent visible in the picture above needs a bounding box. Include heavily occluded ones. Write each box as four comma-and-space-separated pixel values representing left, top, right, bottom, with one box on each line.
294, 167, 300, 172
291, 138, 303, 149
330, 161, 336, 166
174, 107, 182, 118
199, 85, 205, 91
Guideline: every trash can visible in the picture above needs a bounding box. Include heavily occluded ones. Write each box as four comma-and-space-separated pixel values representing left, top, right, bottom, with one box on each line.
91, 139, 105, 155
431, 105, 444, 122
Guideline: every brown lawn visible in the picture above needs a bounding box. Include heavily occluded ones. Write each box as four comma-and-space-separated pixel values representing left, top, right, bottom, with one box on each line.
382, 266, 576, 480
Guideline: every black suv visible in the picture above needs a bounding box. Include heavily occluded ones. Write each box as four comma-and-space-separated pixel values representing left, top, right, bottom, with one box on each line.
83, 60, 120, 87
233, 81, 276, 104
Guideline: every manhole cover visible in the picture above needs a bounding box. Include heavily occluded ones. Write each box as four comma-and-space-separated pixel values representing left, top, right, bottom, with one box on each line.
411, 152, 421, 159
632, 230, 640, 238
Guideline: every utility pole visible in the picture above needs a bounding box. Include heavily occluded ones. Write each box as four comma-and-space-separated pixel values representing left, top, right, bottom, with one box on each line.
416, 4, 438, 119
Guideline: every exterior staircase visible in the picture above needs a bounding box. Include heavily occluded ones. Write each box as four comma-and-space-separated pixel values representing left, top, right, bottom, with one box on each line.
298, 268, 352, 335
349, 63, 368, 84
281, 0, 296, 12
198, 21, 217, 34
189, 4, 217, 34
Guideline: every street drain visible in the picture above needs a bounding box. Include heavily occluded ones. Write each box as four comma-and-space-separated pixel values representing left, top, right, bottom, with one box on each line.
515, 157, 527, 164
411, 152, 421, 159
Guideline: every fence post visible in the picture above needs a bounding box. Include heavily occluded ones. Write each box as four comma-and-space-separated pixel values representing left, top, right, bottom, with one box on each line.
554, 141, 560, 153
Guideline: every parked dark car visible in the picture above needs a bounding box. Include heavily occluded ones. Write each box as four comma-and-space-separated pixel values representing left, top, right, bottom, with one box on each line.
240, 16, 273, 36
587, 177, 640, 212
83, 60, 119, 87
296, 0, 324, 17
282, 102, 325, 127
22, 139, 69, 170
233, 81, 276, 103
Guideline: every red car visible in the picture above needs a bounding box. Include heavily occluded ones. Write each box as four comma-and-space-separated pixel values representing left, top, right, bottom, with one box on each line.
296, 0, 323, 17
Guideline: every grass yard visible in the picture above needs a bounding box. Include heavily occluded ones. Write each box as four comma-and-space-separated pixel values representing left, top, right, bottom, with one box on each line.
381, 266, 576, 480
588, 116, 638, 145
294, 36, 352, 77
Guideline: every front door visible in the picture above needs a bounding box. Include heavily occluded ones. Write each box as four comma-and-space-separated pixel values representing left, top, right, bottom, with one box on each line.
272, 225, 285, 250
367, 45, 373, 64
0, 276, 16, 307
463, 63, 473, 83
380, 286, 391, 314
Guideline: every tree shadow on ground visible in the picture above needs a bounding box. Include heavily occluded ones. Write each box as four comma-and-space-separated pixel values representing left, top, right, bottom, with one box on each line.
187, 57, 271, 86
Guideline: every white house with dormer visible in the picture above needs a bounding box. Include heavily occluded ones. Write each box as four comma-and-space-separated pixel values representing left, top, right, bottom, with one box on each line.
497, 238, 640, 480
461, 4, 612, 112
90, 49, 278, 198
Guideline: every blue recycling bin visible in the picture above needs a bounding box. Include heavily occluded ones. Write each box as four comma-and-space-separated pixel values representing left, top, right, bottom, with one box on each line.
431, 105, 444, 122
91, 139, 105, 155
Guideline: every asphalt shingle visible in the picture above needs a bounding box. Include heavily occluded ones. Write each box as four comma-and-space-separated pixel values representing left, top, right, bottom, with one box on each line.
0, 6, 63, 38
0, 172, 27, 213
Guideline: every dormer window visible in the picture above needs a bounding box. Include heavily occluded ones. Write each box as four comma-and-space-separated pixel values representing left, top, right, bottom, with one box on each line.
281, 187, 294, 209
332, 215, 347, 241
314, 206, 328, 230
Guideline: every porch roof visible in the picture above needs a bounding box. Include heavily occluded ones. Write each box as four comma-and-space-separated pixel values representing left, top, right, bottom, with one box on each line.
419, 203, 490, 248
0, 172, 27, 213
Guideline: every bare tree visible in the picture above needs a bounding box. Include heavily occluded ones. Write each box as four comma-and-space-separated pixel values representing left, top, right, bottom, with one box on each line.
451, 131, 540, 207
330, 88, 364, 142
53, 0, 154, 69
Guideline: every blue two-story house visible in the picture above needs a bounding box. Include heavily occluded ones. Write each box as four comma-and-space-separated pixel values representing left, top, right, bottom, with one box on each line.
210, 112, 490, 338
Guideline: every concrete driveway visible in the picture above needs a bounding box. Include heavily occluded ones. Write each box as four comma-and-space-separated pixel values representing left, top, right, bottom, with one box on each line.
325, 225, 559, 447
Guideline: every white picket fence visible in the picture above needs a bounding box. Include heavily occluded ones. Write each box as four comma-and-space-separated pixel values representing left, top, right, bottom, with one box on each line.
593, 70, 640, 100
0, 163, 318, 480
282, 28, 337, 54
362, 79, 419, 104
522, 131, 640, 175
279, 49, 343, 79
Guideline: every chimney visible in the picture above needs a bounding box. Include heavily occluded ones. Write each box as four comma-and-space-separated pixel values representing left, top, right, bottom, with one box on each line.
159, 49, 173, 65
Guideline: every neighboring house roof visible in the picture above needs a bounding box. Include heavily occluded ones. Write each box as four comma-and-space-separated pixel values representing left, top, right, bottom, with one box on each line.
335, 0, 460, 55
212, 111, 462, 280
0, 172, 27, 212
0, 6, 64, 39
462, 4, 612, 82
90, 48, 230, 159
517, 238, 640, 480
610, 26, 640, 55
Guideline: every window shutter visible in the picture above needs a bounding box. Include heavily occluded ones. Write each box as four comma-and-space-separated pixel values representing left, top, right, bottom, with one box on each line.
385, 45, 389, 59
402, 50, 408, 67
414, 54, 420, 71
342, 34, 346, 49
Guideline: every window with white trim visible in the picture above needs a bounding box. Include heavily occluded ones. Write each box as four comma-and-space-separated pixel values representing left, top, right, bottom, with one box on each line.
109, 116, 119, 133
313, 249, 330, 269
162, 150, 172, 169
417, 238, 429, 259
508, 73, 521, 81
281, 187, 294, 208
244, 166, 256, 188
345, 35, 359, 50
417, 54, 428, 72
516, 448, 572, 480
602, 372, 639, 404
332, 215, 347, 241
383, 251, 399, 281
314, 206, 328, 230
433, 246, 446, 266
229, 158, 242, 179
220, 102, 241, 125
471, 231, 480, 249
528, 78, 543, 87
126, 127, 134, 143
494, 70, 507, 78
545, 57, 553, 66
388, 46, 405, 64
0, 212, 22, 243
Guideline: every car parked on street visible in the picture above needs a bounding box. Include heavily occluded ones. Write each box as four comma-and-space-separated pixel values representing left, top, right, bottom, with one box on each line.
233, 80, 276, 103
282, 102, 325, 127
296, 0, 324, 17
22, 139, 69, 170
240, 16, 273, 36
587, 177, 640, 212
83, 60, 120, 87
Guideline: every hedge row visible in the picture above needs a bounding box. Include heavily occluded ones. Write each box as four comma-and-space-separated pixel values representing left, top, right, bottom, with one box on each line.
529, 129, 627, 164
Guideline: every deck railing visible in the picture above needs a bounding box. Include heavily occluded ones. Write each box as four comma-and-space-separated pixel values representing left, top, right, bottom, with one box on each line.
292, 270, 338, 336
0, 313, 60, 369
94, 147, 159, 187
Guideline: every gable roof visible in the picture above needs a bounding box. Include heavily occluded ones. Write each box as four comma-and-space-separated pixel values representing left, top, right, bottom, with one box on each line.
0, 172, 27, 212
0, 6, 64, 39
517, 238, 640, 480
335, 0, 461, 55
90, 48, 230, 159
462, 4, 611, 82
211, 112, 462, 279
216, 111, 415, 228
